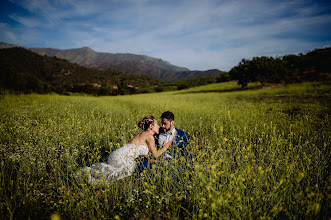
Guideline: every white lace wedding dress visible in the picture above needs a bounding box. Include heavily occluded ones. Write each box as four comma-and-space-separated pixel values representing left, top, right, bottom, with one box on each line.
74, 144, 149, 185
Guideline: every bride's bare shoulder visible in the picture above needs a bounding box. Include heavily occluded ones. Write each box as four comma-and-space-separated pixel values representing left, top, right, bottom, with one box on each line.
128, 131, 151, 145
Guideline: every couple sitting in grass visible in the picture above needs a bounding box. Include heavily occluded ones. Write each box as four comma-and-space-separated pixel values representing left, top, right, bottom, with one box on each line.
74, 111, 191, 185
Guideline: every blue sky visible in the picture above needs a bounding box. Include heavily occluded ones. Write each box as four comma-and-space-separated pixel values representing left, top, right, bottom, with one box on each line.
0, 0, 330, 71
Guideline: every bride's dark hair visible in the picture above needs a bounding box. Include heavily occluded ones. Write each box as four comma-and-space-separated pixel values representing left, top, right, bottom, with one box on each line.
138, 116, 155, 131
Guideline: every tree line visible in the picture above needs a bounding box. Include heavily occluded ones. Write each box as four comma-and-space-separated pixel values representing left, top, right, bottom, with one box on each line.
229, 47, 331, 87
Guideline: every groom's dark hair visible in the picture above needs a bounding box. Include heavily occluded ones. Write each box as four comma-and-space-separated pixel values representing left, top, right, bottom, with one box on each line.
161, 111, 174, 121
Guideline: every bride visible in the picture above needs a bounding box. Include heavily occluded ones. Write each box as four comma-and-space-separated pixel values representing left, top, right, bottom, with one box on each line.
73, 116, 172, 185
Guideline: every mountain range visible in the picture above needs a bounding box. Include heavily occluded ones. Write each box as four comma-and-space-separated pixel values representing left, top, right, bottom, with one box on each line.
0, 42, 224, 82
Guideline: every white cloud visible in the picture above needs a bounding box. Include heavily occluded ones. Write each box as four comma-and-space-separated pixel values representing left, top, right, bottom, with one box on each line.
8, 14, 43, 27
2, 31, 18, 42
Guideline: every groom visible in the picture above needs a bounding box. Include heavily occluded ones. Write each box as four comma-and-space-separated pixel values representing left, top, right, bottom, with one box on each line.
157, 111, 189, 159
136, 111, 190, 173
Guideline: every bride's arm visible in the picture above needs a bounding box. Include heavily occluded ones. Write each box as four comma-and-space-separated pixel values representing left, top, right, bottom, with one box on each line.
146, 135, 172, 159
148, 158, 168, 166
140, 155, 169, 166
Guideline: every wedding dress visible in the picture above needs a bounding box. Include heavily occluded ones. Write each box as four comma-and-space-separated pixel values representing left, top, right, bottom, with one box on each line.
74, 144, 149, 185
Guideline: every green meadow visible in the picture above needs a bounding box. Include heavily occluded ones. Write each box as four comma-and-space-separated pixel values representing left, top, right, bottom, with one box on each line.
0, 81, 330, 219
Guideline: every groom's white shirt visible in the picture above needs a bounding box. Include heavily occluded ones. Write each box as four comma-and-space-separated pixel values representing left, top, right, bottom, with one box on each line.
158, 127, 177, 158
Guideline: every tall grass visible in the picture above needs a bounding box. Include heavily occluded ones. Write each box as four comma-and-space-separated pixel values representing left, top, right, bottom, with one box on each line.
0, 82, 330, 219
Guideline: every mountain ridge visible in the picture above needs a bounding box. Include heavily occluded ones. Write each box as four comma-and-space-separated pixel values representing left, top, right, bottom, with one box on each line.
30, 46, 187, 71
0, 42, 224, 82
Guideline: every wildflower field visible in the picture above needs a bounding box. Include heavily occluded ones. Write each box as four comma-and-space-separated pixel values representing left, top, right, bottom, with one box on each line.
0, 81, 330, 219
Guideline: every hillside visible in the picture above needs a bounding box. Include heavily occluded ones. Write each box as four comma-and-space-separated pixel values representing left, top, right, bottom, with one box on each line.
29, 47, 224, 82
0, 47, 159, 95
30, 47, 187, 71
0, 42, 223, 82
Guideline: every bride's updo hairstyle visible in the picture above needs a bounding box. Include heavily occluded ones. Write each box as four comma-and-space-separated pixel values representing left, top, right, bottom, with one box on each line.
138, 116, 155, 131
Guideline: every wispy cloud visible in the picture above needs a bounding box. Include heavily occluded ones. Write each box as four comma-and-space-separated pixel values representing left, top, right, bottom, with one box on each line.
1, 0, 330, 70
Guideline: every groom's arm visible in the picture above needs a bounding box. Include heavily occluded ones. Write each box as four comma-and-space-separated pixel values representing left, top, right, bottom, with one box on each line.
183, 132, 189, 147
173, 130, 190, 158
176, 130, 189, 147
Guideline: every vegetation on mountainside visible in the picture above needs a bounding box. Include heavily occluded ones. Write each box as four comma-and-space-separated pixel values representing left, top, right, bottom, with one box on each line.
0, 47, 159, 95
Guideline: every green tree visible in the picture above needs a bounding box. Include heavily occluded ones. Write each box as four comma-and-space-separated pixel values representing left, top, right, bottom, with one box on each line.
229, 59, 253, 87
230, 57, 287, 87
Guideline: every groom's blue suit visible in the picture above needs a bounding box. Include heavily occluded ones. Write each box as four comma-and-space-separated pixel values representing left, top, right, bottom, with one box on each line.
136, 128, 190, 173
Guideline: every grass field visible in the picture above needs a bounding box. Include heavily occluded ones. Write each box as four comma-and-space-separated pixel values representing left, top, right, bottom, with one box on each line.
0, 81, 330, 219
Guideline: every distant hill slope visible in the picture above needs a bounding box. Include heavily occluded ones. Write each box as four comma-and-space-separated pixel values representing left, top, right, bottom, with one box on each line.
0, 47, 159, 94
30, 47, 187, 71
29, 47, 191, 82
0, 42, 27, 49
29, 47, 224, 82
0, 42, 224, 82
